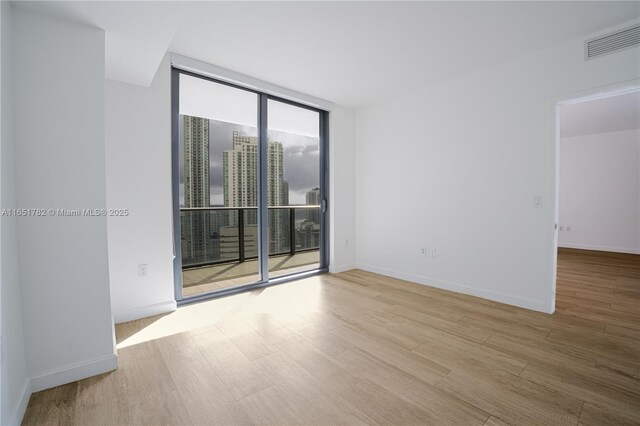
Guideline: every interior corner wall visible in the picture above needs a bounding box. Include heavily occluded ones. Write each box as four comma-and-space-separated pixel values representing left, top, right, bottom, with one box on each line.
329, 106, 357, 273
106, 55, 177, 323
355, 27, 640, 313
559, 128, 640, 254
1, 3, 29, 425
12, 7, 116, 393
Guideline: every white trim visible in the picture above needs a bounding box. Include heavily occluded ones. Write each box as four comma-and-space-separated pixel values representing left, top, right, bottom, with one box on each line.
356, 263, 550, 314
113, 300, 177, 324
557, 83, 640, 107
170, 53, 335, 111
7, 380, 31, 426
29, 354, 117, 393
329, 263, 356, 273
559, 243, 640, 255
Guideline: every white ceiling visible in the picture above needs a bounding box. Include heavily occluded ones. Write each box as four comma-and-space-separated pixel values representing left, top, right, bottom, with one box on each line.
12, 1, 640, 108
560, 91, 640, 139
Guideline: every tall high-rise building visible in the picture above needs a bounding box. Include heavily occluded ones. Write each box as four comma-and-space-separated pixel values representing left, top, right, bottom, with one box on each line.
267, 141, 284, 206
223, 132, 287, 209
222, 132, 289, 254
223, 132, 258, 209
266, 141, 288, 253
183, 116, 210, 208
282, 180, 289, 207
181, 115, 214, 265
305, 187, 320, 224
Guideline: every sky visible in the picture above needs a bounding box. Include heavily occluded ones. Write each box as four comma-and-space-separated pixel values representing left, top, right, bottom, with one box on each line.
180, 74, 320, 206
179, 73, 321, 206
180, 73, 320, 137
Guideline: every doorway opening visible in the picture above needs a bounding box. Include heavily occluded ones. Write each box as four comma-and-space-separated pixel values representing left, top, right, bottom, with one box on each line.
553, 88, 640, 321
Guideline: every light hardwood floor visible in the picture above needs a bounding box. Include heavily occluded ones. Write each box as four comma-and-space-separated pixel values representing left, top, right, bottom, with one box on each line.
22, 248, 640, 425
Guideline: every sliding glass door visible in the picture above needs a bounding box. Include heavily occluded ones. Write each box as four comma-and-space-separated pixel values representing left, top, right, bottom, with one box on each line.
267, 99, 322, 278
172, 69, 328, 302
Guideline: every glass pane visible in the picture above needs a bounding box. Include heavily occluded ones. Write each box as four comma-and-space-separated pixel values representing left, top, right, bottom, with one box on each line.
267, 99, 321, 278
179, 74, 260, 297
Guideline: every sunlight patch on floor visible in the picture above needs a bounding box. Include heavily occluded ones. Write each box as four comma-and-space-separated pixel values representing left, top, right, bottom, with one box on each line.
116, 275, 325, 349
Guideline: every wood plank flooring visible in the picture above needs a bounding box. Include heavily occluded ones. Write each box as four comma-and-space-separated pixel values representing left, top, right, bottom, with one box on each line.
22, 248, 640, 425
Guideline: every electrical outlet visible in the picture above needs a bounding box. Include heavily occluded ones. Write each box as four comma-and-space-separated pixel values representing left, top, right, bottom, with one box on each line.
431, 248, 437, 258
419, 248, 427, 256
138, 264, 148, 277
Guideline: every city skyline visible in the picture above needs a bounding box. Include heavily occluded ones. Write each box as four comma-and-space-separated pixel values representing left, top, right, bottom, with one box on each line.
179, 116, 319, 206
222, 131, 289, 254
181, 115, 321, 265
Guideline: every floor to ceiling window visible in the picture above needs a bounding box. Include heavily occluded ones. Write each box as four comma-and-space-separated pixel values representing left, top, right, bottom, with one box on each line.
172, 68, 328, 302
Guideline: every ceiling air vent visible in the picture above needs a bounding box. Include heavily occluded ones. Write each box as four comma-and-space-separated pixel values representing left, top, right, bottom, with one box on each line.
585, 24, 640, 60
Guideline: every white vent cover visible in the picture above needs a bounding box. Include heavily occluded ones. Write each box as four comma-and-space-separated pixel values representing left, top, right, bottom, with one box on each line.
585, 24, 640, 60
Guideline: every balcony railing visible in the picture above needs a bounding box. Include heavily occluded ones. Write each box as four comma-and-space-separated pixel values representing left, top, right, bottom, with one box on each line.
180, 206, 320, 269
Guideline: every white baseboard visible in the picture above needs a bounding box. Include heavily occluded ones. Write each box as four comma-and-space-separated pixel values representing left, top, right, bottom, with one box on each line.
113, 300, 177, 324
8, 354, 119, 424
29, 354, 118, 393
7, 380, 31, 426
558, 242, 640, 255
356, 263, 549, 313
330, 263, 356, 273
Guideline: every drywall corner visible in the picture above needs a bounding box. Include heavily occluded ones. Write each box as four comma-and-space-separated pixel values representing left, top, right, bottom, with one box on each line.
329, 105, 357, 271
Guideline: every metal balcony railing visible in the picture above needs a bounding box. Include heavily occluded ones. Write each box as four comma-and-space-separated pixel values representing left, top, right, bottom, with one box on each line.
179, 206, 320, 269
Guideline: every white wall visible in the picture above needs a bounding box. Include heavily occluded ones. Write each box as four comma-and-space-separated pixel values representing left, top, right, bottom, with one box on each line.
12, 8, 116, 393
559, 128, 640, 254
1, 3, 29, 425
330, 106, 357, 272
106, 58, 357, 322
106, 56, 177, 323
355, 23, 639, 313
